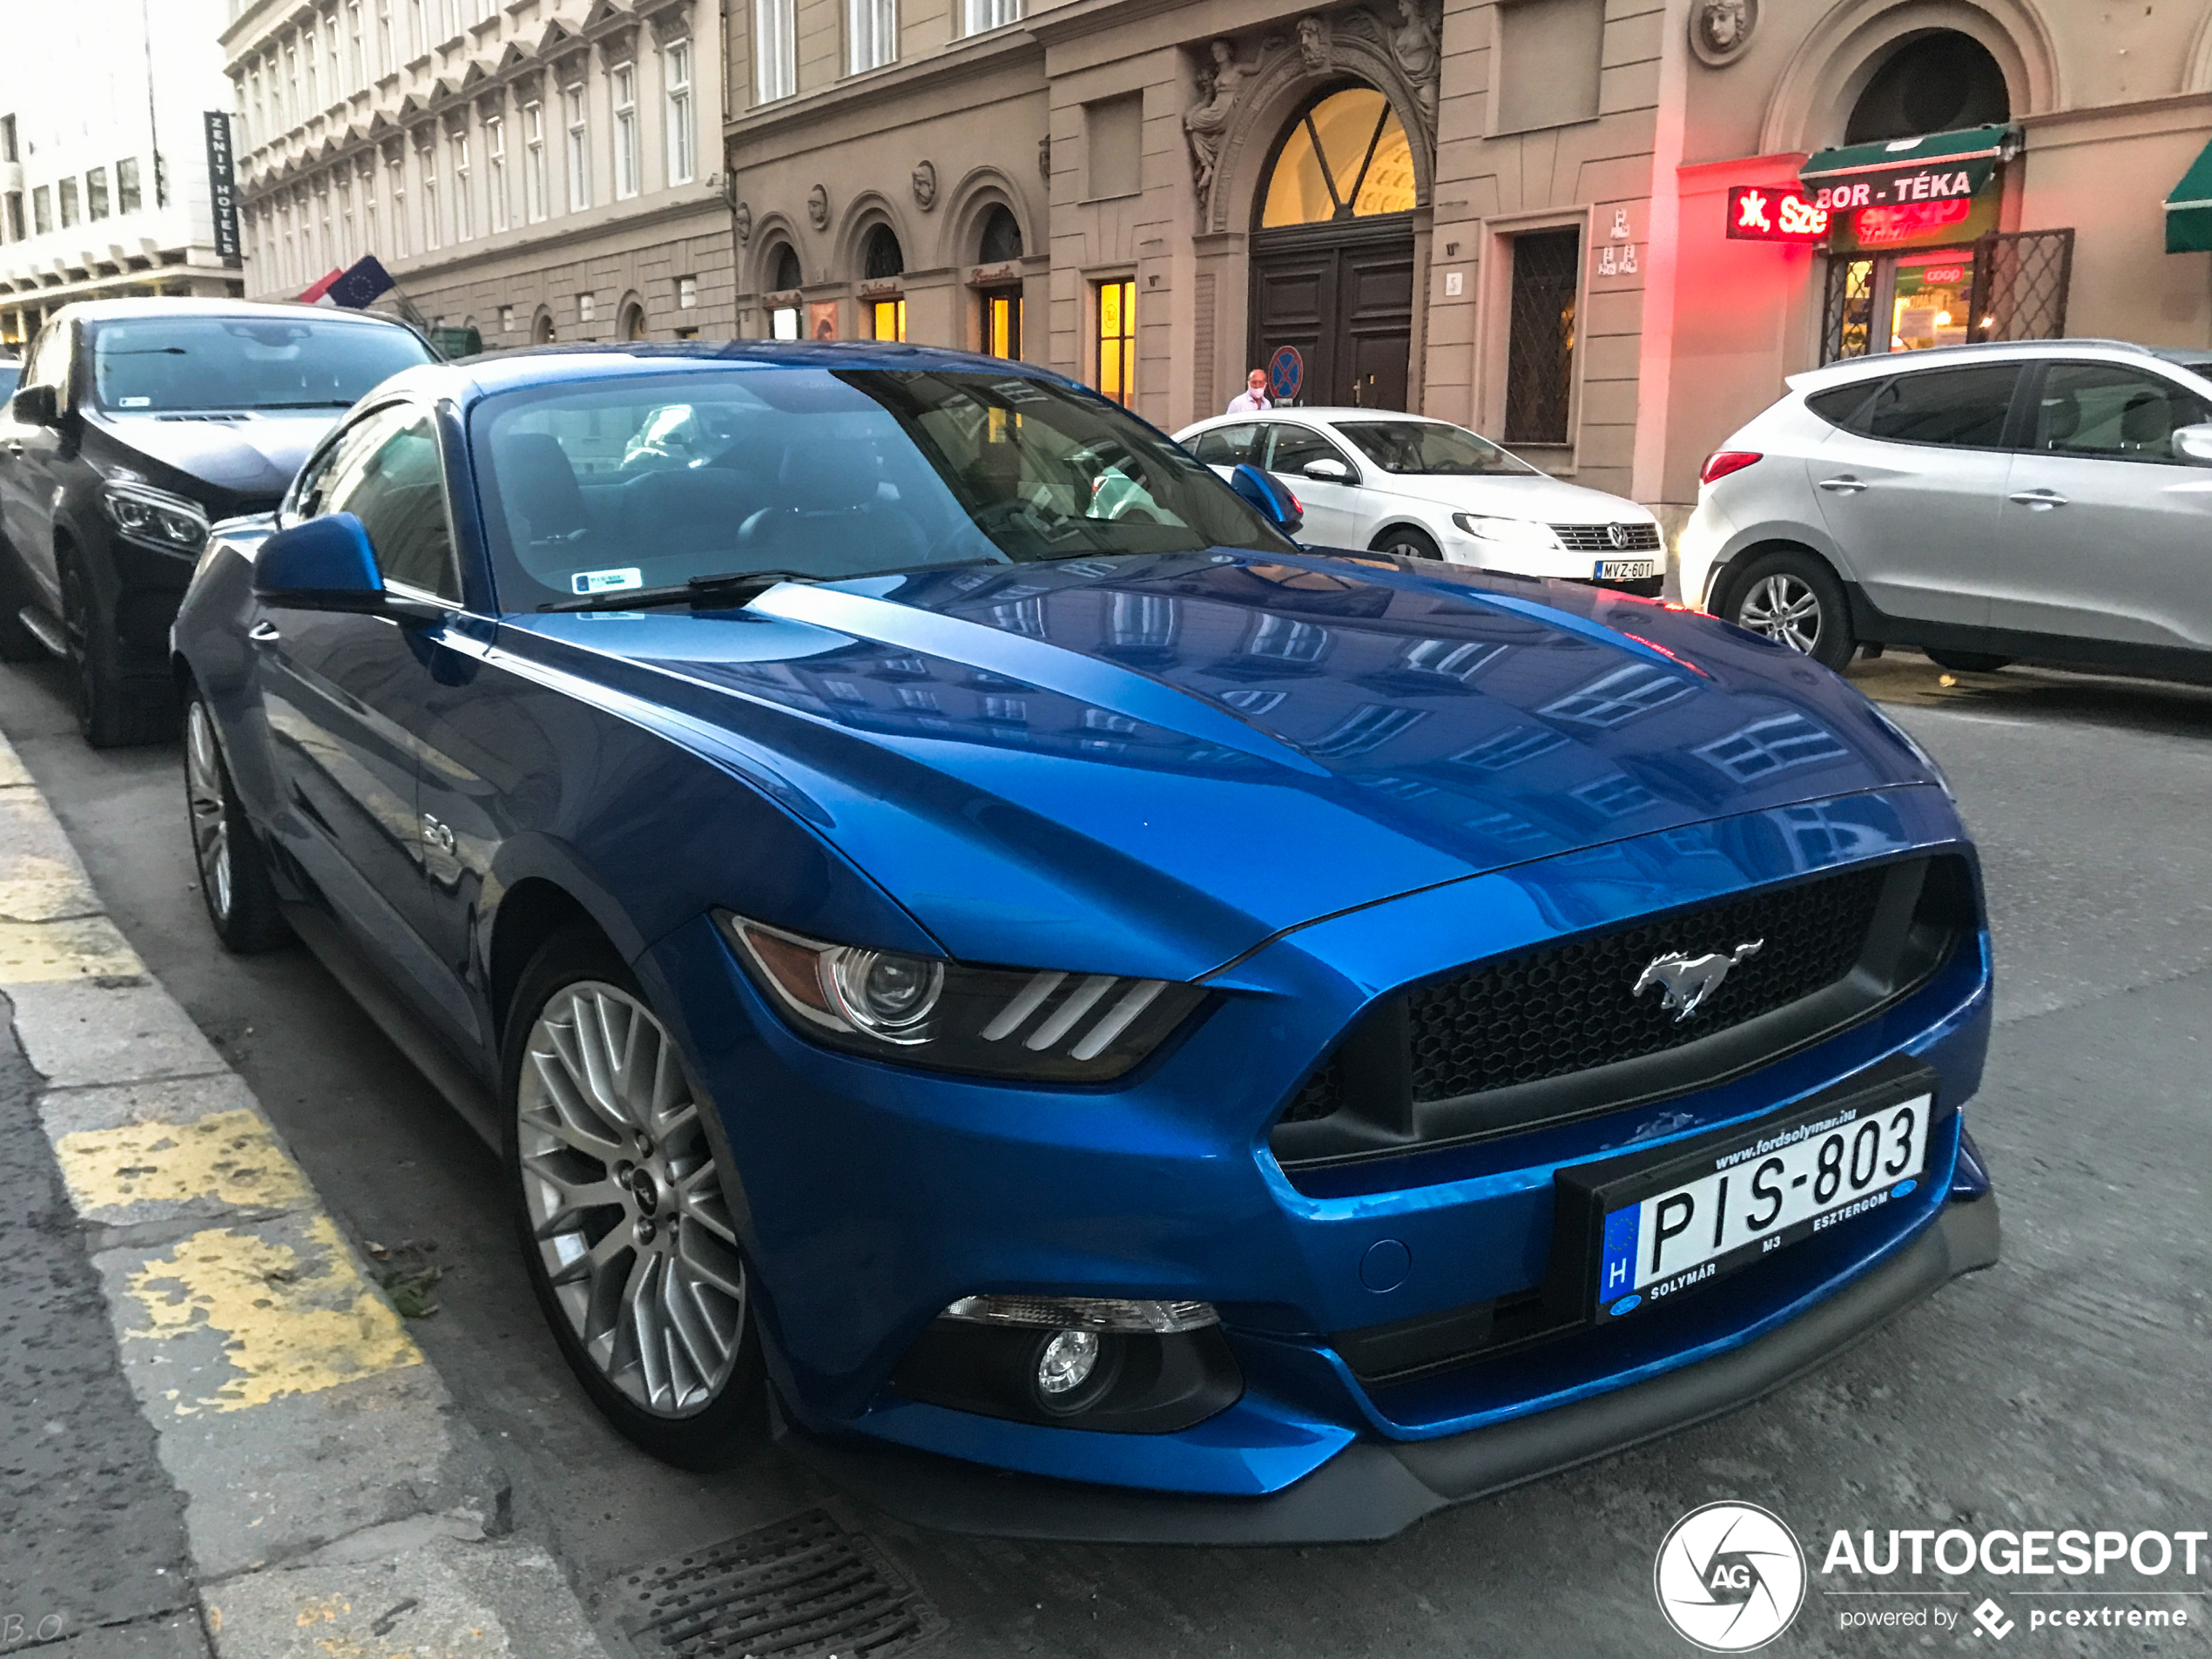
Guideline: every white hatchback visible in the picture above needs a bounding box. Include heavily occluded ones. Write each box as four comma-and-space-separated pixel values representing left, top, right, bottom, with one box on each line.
1173, 408, 1666, 593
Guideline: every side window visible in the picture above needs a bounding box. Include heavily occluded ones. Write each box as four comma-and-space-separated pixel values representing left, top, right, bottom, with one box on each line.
321, 411, 458, 599
291, 405, 408, 522
2030, 362, 2211, 463
24, 323, 71, 395
1190, 423, 1263, 466
1266, 423, 1353, 475
1804, 381, 1882, 433
1860, 364, 2021, 448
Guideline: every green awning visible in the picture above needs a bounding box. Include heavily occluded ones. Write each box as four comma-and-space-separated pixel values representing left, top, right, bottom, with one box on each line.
1798, 124, 2014, 206
2166, 134, 2212, 253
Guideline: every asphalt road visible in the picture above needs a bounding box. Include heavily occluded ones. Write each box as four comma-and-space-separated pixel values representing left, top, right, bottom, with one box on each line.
2, 647, 2209, 1658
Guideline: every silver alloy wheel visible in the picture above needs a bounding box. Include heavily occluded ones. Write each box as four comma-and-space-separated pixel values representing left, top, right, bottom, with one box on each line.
184, 702, 233, 923
1737, 573, 1824, 655
517, 982, 746, 1417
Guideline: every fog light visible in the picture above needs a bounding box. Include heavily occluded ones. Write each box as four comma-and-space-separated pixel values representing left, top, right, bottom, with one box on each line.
1035, 1329, 1099, 1397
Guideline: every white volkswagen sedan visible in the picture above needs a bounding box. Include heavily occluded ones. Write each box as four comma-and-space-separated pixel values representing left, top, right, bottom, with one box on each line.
1173, 408, 1665, 592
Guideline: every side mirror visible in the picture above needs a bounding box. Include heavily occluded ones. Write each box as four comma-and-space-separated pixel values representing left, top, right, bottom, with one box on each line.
1229, 462, 1305, 538
9, 383, 58, 428
1301, 456, 1353, 483
253, 513, 388, 611
2174, 423, 2212, 464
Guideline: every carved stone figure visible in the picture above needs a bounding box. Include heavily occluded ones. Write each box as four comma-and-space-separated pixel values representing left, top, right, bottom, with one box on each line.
1690, 0, 1757, 64
1296, 14, 1332, 73
732, 200, 752, 242
1387, 0, 1441, 127
1184, 39, 1255, 201
912, 159, 938, 211
1038, 134, 1051, 180
806, 182, 828, 229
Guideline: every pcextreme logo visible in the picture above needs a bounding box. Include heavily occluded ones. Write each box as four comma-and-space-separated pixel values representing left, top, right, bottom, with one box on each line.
1655, 1502, 1808, 1651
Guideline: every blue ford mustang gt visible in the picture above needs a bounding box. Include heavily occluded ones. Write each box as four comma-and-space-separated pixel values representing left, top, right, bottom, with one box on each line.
172, 343, 1997, 1541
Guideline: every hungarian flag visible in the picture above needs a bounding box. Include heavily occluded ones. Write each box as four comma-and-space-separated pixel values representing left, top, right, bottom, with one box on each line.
298, 266, 345, 304
300, 256, 398, 310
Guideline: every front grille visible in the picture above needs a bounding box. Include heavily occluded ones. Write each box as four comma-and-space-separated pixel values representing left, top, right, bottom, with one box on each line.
1272, 857, 1970, 1172
1407, 865, 1885, 1102
1551, 522, 1662, 553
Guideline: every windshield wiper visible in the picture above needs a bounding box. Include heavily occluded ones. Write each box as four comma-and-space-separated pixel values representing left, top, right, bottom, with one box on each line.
255, 399, 360, 408
540, 570, 822, 614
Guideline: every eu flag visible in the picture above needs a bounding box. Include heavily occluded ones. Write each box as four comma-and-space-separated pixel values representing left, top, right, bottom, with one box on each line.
326, 256, 396, 310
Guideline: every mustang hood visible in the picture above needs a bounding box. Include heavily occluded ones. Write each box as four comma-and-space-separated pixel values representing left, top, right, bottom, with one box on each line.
508, 554, 1937, 980
89, 409, 339, 504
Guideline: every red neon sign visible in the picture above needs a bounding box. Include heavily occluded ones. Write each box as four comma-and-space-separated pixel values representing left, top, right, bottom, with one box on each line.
1725, 185, 1830, 243
1850, 198, 1972, 246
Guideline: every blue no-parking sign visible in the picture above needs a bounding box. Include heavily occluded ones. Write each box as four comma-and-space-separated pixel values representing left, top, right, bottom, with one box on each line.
1268, 345, 1304, 403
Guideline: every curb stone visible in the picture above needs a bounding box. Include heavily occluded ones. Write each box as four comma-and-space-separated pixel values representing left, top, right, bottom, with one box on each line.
0, 729, 614, 1658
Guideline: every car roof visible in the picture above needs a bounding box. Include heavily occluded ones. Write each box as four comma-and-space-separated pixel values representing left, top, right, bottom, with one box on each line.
1180, 407, 1456, 433
53, 295, 418, 329
1786, 337, 2212, 393
374, 339, 1077, 407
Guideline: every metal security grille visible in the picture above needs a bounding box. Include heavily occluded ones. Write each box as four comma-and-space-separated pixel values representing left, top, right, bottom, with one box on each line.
1551, 523, 1662, 553
1505, 228, 1580, 443
614, 1509, 946, 1658
1820, 257, 1877, 364
1968, 228, 2074, 342
1404, 866, 1888, 1103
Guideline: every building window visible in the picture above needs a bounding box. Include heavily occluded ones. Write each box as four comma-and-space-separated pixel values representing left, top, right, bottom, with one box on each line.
1503, 226, 1579, 444
984, 292, 1022, 357
408, 0, 424, 54
32, 185, 51, 235
86, 167, 110, 220
419, 145, 440, 249
4, 192, 23, 242
339, 174, 354, 263
58, 178, 78, 228
376, 0, 394, 74
963, 0, 1019, 33
116, 158, 141, 214
849, 0, 895, 73
361, 166, 379, 253
767, 242, 802, 338
756, 0, 796, 103
388, 155, 408, 257
1095, 276, 1135, 406
451, 130, 472, 239
868, 298, 907, 341
247, 71, 264, 144
563, 84, 589, 212
498, 304, 514, 332
579, 292, 597, 324
611, 64, 639, 199
664, 39, 695, 184
284, 41, 300, 123
305, 29, 320, 111
485, 115, 508, 232
0, 115, 14, 163
347, 1, 365, 86
677, 274, 697, 307
523, 101, 548, 221
324, 9, 341, 99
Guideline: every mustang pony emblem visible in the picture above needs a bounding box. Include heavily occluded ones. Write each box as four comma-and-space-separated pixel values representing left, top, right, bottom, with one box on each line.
1634, 940, 1765, 1022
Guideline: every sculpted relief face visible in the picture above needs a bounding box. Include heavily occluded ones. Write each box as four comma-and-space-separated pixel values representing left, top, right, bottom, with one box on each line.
1697, 0, 1751, 55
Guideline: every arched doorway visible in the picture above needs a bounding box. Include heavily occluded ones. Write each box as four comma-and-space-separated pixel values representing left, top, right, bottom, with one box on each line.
620, 300, 648, 341
1247, 85, 1418, 410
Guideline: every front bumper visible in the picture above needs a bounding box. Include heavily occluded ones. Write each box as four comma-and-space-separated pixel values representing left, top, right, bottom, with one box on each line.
786, 1188, 1998, 1542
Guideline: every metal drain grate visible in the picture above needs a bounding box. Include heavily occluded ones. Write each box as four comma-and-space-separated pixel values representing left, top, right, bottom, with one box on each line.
614, 1508, 945, 1658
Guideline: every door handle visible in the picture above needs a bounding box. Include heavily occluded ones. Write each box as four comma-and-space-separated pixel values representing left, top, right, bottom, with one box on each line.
1816, 476, 1868, 494
2007, 489, 2068, 509
247, 620, 281, 643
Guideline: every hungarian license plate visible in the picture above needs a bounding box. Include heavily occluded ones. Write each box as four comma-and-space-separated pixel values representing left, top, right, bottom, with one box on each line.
1595, 557, 1657, 582
1581, 1082, 1933, 1322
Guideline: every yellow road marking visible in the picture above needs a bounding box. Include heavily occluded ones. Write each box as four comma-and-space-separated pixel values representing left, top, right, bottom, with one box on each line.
124, 1215, 422, 1413
0, 915, 145, 982
55, 1108, 314, 1215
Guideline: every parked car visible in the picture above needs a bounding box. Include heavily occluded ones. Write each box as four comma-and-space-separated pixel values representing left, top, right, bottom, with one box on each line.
1174, 408, 1667, 594
0, 352, 19, 401
1682, 338, 2212, 677
175, 342, 1997, 1541
0, 298, 432, 744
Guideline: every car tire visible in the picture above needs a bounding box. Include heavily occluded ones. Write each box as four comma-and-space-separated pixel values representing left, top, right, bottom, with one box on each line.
1925, 649, 2012, 674
183, 689, 291, 953
1372, 525, 1442, 562
1723, 550, 1857, 671
0, 540, 48, 664
57, 544, 173, 748
504, 926, 765, 1471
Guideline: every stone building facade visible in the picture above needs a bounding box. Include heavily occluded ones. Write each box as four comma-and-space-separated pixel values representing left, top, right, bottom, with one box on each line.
720, 0, 2212, 543
223, 0, 732, 347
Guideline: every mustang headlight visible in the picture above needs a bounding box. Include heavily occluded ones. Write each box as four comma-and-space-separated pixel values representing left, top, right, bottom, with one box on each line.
1450, 512, 1561, 553
719, 913, 1204, 1081
101, 482, 211, 554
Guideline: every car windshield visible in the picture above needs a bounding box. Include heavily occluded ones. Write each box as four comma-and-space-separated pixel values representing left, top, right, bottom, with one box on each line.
1334, 420, 1536, 476
88, 316, 432, 414
471, 365, 1291, 607
0, 361, 17, 401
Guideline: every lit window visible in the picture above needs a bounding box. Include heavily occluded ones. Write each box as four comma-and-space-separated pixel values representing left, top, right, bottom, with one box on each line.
984, 292, 1022, 358
756, 0, 796, 102
1095, 276, 1135, 406
563, 84, 589, 212
849, 0, 895, 72
869, 299, 906, 341
664, 40, 695, 184
611, 64, 639, 199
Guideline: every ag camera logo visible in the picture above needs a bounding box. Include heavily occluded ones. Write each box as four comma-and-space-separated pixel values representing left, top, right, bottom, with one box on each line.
1656, 1502, 1807, 1651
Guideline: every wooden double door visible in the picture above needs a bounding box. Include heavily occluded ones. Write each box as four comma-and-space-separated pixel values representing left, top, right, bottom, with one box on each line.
1247, 215, 1416, 412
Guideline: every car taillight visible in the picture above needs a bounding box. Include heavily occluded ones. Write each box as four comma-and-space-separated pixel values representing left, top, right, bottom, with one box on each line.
1700, 450, 1761, 485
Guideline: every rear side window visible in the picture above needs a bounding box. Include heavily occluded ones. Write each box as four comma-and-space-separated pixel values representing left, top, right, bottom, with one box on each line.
1804, 382, 1880, 431
1190, 423, 1264, 466
1858, 364, 2022, 448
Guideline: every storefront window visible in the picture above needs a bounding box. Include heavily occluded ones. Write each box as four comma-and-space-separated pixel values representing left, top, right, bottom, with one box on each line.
984, 291, 1021, 358
1096, 277, 1135, 406
869, 298, 907, 341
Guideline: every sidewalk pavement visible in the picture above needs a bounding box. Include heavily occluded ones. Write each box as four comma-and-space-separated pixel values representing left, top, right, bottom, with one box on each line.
0, 732, 612, 1658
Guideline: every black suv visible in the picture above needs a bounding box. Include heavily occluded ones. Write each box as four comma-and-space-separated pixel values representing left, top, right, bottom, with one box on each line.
0, 298, 431, 744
